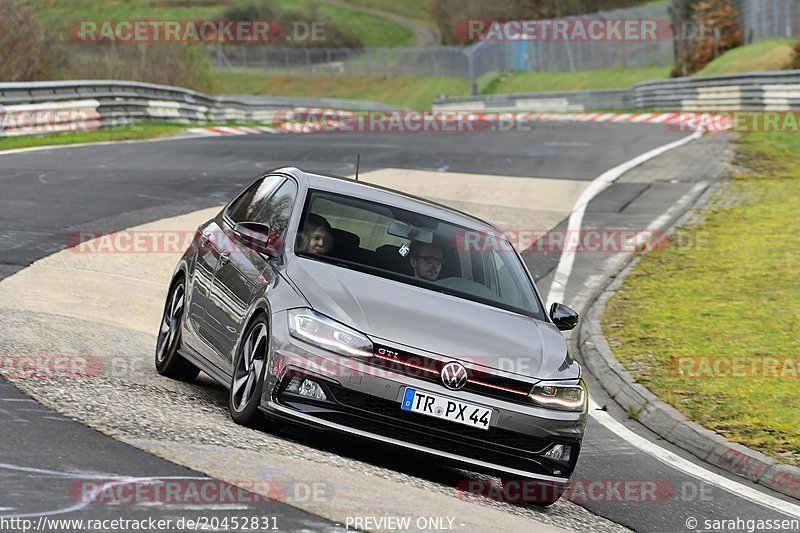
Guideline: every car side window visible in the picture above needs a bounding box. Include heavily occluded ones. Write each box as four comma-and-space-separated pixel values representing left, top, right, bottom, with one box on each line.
227, 176, 283, 224
253, 179, 298, 238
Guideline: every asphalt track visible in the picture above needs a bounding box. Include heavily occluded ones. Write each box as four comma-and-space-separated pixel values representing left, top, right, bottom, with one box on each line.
1, 123, 797, 532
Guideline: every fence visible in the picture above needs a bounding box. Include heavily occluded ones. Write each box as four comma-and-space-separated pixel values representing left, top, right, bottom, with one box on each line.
738, 0, 800, 42
434, 69, 800, 112
212, 46, 470, 78
211, 1, 674, 89
209, 0, 800, 96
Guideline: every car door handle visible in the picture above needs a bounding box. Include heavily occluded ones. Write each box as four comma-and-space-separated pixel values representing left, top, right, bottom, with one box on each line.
219, 252, 230, 265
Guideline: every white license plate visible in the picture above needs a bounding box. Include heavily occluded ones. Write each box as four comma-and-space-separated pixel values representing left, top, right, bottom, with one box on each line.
401, 388, 492, 430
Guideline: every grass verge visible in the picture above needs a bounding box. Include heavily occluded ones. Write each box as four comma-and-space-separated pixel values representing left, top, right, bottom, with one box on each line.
272, 0, 415, 47
695, 39, 797, 76
0, 122, 208, 152
21, 0, 415, 48
338, 0, 433, 23
483, 66, 672, 94
214, 73, 469, 110
602, 130, 800, 467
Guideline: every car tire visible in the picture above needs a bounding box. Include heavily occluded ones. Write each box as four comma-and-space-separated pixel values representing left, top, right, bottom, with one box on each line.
229, 314, 274, 428
155, 279, 200, 381
499, 478, 565, 507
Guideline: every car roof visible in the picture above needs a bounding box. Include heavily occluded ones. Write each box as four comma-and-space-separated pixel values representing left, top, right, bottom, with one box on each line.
277, 167, 501, 233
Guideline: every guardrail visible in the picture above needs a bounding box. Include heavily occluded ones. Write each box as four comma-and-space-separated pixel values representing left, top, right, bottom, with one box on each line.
634, 70, 800, 111
435, 70, 800, 113
433, 89, 633, 113
0, 80, 395, 138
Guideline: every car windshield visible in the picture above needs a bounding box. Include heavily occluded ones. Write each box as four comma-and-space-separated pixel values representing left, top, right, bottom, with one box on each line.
295, 190, 545, 320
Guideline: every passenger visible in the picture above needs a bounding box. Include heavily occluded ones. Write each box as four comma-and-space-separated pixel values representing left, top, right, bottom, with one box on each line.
302, 214, 334, 255
409, 242, 444, 281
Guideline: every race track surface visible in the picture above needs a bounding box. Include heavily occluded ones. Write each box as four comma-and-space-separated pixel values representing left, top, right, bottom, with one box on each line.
2, 123, 796, 532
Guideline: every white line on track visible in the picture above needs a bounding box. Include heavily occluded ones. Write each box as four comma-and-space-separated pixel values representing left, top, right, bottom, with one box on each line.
589, 399, 800, 518
546, 131, 702, 308
542, 131, 800, 517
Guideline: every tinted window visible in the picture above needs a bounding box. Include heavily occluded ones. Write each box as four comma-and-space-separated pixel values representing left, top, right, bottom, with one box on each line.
227, 176, 282, 224
253, 179, 298, 241
295, 190, 544, 319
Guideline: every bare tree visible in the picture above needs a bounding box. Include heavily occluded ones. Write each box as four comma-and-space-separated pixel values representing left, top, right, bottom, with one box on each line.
0, 0, 59, 81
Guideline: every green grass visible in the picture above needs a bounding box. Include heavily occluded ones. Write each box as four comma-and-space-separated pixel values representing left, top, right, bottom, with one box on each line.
272, 0, 414, 46
603, 131, 800, 467
483, 66, 672, 94
338, 0, 433, 23
694, 39, 797, 76
21, 0, 415, 47
479, 39, 798, 96
0, 122, 203, 151
20, 0, 225, 25
214, 72, 469, 109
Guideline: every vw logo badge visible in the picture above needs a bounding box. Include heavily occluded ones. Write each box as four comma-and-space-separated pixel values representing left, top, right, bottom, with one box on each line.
441, 362, 468, 390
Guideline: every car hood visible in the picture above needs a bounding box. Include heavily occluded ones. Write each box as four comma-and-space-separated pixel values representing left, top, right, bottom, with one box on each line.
287, 258, 579, 380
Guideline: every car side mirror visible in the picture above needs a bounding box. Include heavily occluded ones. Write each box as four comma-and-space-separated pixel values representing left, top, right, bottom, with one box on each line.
549, 302, 579, 331
233, 222, 276, 257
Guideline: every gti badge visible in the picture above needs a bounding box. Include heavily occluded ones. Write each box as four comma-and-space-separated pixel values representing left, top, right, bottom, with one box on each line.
441, 361, 468, 390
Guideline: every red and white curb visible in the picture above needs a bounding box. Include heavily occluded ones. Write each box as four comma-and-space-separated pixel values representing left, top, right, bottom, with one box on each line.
435, 111, 735, 133
184, 109, 735, 137
186, 125, 280, 136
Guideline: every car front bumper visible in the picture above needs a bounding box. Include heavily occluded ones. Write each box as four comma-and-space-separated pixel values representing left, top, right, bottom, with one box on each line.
260, 312, 587, 484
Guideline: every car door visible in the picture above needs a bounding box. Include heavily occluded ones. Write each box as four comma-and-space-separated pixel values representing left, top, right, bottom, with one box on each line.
205, 177, 298, 371
183, 221, 225, 366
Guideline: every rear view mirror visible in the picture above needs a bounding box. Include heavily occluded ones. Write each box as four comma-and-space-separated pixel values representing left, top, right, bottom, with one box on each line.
549, 303, 579, 331
387, 221, 433, 244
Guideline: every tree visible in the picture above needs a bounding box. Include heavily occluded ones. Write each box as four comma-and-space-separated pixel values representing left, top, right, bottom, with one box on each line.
670, 0, 742, 77
670, 0, 697, 77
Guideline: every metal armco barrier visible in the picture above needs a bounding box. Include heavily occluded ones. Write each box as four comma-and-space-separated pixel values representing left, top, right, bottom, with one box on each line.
634, 70, 800, 111
434, 89, 633, 113
0, 80, 394, 137
435, 70, 800, 113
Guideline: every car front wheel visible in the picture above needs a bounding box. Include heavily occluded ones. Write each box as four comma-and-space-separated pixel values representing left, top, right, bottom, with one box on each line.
155, 280, 200, 381
229, 315, 272, 428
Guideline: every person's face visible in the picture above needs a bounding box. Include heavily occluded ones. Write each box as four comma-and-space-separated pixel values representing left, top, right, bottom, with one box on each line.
411, 245, 443, 281
306, 226, 332, 254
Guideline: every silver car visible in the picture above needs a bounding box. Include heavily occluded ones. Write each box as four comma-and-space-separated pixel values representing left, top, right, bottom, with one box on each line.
155, 167, 586, 506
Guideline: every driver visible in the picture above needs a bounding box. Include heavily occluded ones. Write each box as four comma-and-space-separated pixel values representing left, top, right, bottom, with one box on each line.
409, 242, 444, 281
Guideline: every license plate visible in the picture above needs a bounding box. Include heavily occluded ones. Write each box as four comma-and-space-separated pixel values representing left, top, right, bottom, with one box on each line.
401, 388, 492, 430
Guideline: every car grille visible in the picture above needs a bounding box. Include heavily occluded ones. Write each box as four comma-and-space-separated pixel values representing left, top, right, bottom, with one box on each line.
369, 343, 535, 404
278, 382, 575, 476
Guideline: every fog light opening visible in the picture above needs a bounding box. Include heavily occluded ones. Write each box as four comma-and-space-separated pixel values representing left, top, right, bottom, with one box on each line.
544, 444, 571, 464
285, 377, 327, 400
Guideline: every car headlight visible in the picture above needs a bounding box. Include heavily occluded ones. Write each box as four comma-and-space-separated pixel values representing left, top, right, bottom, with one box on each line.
529, 380, 586, 411
287, 308, 373, 358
